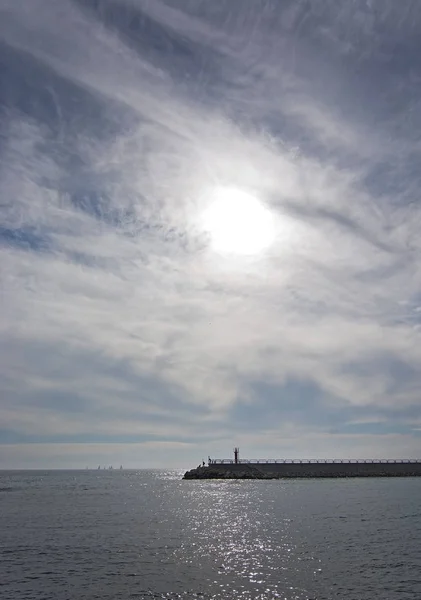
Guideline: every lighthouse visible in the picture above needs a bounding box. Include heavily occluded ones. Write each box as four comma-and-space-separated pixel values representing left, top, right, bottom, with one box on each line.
234, 447, 239, 464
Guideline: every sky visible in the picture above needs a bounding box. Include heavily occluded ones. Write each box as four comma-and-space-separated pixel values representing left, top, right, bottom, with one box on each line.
1, 0, 421, 469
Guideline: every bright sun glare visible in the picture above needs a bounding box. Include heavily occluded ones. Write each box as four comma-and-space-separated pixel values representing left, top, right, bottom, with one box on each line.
201, 187, 275, 256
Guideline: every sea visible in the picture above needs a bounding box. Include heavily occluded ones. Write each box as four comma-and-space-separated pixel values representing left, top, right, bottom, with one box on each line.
1, 470, 420, 600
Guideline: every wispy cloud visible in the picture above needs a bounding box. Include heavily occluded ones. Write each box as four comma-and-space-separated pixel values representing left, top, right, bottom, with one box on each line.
1, 0, 421, 467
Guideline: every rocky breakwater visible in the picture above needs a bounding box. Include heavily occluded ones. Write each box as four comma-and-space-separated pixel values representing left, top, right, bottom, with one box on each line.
183, 462, 421, 479
183, 465, 275, 479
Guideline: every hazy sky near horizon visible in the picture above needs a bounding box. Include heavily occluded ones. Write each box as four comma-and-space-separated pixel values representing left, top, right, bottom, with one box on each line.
1, 0, 421, 468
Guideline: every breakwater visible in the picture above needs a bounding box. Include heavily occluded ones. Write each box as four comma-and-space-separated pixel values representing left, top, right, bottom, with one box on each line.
183, 459, 421, 479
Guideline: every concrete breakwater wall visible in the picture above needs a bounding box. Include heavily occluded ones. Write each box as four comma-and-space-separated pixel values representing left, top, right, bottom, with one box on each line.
183, 460, 421, 479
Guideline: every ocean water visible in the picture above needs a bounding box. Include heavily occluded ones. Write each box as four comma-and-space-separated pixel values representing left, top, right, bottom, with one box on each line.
1, 470, 420, 600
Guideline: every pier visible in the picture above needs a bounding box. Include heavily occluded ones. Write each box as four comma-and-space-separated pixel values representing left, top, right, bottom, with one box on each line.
184, 449, 421, 479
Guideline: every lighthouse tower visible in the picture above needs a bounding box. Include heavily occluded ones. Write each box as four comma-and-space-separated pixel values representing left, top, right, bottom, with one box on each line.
234, 447, 240, 464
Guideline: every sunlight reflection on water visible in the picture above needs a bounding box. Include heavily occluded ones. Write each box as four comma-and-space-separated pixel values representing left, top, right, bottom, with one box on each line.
1, 471, 421, 600
173, 481, 325, 599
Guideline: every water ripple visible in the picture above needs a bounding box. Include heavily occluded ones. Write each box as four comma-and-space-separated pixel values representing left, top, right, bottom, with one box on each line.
0, 471, 420, 600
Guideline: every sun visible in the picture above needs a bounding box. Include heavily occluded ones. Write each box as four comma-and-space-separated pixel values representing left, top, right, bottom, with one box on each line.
201, 186, 275, 255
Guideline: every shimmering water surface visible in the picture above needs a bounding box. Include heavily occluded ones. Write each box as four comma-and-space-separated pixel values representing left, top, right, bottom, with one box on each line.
1, 470, 420, 600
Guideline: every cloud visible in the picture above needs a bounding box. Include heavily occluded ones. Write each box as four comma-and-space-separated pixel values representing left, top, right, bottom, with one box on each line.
1, 0, 421, 467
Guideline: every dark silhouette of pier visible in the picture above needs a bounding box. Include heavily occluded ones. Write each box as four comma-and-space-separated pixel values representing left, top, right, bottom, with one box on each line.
183, 449, 421, 478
